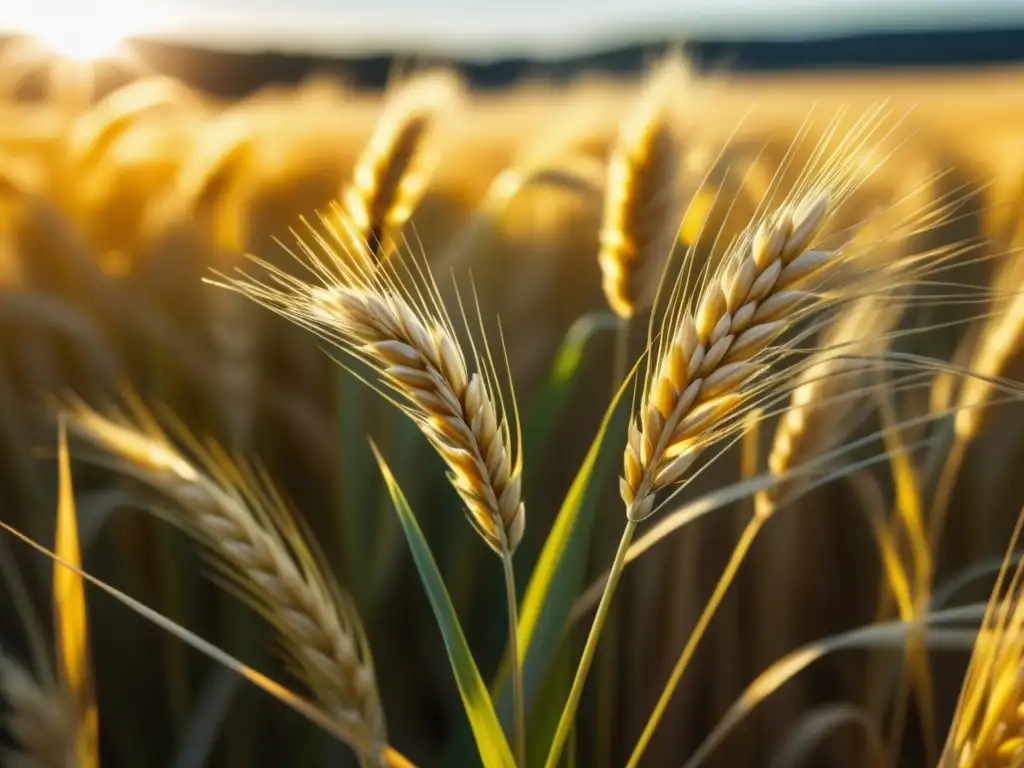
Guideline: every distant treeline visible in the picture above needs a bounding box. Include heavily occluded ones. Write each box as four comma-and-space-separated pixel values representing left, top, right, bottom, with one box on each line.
3, 26, 1024, 97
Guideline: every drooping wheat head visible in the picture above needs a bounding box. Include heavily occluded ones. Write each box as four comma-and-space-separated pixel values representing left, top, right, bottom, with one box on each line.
598, 56, 686, 319
940, 512, 1024, 768
621, 107, 910, 521
763, 294, 900, 510
340, 70, 461, 261
210, 215, 525, 557
65, 403, 388, 763
0, 654, 75, 768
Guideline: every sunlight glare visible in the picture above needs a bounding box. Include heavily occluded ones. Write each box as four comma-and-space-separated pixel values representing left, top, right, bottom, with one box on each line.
14, 0, 147, 61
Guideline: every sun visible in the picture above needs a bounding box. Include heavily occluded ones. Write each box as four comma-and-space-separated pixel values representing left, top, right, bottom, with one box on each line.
11, 0, 147, 61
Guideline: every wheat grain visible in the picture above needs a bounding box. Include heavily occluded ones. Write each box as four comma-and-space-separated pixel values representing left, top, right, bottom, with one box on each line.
598, 57, 685, 319
211, 215, 525, 557
621, 190, 835, 520
341, 71, 461, 260
0, 654, 74, 768
619, 105, 913, 522
66, 404, 388, 764
940, 513, 1024, 768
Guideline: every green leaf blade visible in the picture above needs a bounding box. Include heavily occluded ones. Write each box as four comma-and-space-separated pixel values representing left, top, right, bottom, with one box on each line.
372, 443, 516, 768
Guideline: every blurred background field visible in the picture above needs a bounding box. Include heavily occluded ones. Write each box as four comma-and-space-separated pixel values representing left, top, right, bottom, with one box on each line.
2, 4, 1024, 767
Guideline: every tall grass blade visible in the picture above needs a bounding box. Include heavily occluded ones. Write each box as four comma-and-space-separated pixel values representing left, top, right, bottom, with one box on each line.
371, 442, 516, 768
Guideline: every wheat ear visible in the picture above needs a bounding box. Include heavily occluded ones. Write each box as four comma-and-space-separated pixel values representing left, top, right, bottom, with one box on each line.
341, 71, 460, 260
622, 190, 833, 520
211, 215, 526, 760
939, 510, 1024, 768
549, 106, 909, 768
66, 404, 391, 765
213, 221, 524, 556
0, 654, 75, 768
598, 57, 685, 320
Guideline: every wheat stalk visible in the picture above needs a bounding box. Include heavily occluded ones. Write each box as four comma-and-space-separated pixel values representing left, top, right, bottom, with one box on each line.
598, 57, 685, 320
210, 211, 526, 761
0, 654, 75, 768
341, 71, 461, 261
954, 275, 1024, 442
764, 293, 898, 509
66, 404, 391, 765
548, 107, 911, 768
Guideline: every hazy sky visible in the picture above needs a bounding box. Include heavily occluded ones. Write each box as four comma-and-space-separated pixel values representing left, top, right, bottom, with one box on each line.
4, 0, 1024, 57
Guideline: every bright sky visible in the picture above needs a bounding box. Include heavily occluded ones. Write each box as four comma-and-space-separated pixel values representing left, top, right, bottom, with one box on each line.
3, 0, 1024, 58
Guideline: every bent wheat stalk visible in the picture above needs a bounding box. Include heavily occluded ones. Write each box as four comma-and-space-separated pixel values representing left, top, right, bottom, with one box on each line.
209, 216, 527, 763
66, 404, 401, 767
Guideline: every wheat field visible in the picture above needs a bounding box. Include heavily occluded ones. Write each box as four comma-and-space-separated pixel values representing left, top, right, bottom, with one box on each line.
0, 45, 1023, 767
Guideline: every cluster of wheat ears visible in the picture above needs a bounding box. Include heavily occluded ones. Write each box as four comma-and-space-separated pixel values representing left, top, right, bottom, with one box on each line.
3, 46, 1024, 768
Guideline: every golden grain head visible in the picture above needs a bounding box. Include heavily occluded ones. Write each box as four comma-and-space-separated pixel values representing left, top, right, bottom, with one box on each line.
211, 217, 524, 555
598, 57, 685, 319
343, 70, 463, 255
620, 188, 837, 520
942, 531, 1024, 768
67, 405, 388, 760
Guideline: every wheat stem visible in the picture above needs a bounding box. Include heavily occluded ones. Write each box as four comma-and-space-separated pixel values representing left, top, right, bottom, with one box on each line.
502, 551, 525, 766
611, 318, 629, 393
627, 513, 763, 766
545, 518, 636, 768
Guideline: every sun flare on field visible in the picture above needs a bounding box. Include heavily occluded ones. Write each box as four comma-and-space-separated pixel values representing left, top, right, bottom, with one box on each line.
10, 0, 153, 61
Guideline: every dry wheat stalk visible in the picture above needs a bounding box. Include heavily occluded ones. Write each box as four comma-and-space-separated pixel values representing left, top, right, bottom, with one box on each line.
65, 405, 388, 764
0, 654, 74, 768
213, 221, 524, 556
954, 271, 1024, 441
621, 190, 835, 520
598, 58, 685, 319
765, 294, 898, 507
341, 71, 460, 260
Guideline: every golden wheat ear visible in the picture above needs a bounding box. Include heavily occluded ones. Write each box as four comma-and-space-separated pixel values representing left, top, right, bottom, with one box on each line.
621, 104, 917, 521
211, 212, 525, 558
64, 402, 389, 764
598, 54, 689, 319
940, 506, 1024, 768
339, 70, 463, 263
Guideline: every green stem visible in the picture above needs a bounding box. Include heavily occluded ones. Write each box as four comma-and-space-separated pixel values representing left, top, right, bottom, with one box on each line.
502, 551, 526, 766
545, 519, 637, 768
626, 514, 763, 767
611, 319, 629, 394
